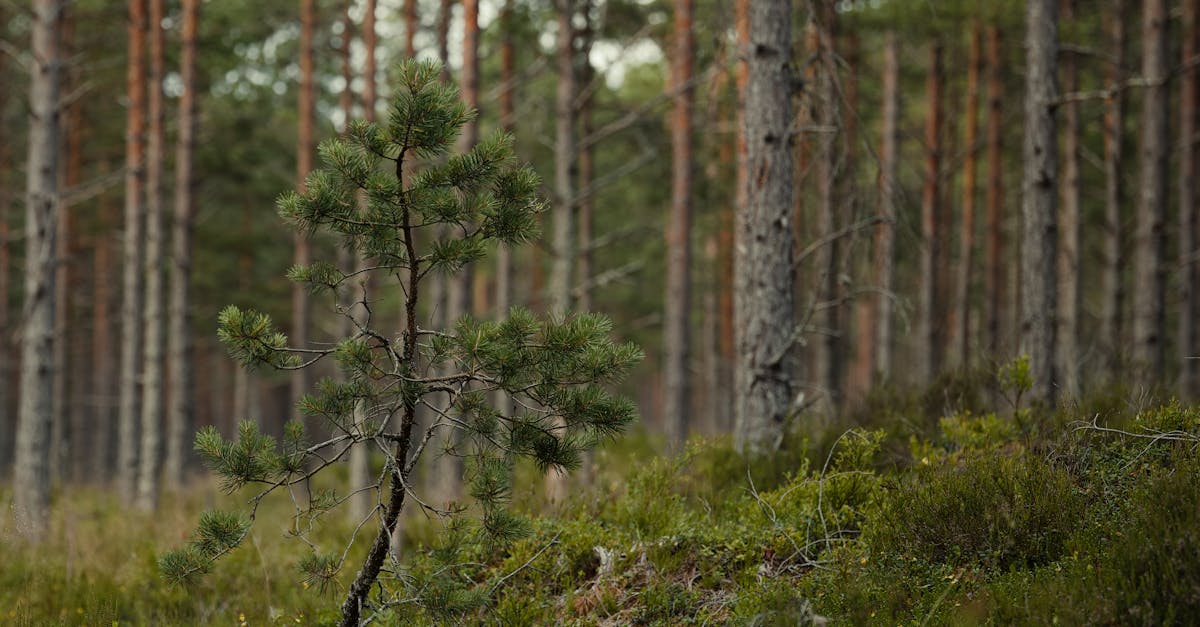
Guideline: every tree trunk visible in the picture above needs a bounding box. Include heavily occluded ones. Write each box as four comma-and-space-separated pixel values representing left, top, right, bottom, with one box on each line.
735, 0, 794, 455
293, 0, 315, 424
952, 21, 982, 369
550, 0, 578, 316
1020, 0, 1059, 405
874, 31, 899, 383
723, 0, 747, 434
984, 25, 1005, 356
117, 0, 146, 504
919, 41, 945, 384
404, 0, 416, 58
14, 0, 63, 536
813, 4, 841, 406
1133, 0, 1168, 381
1101, 0, 1128, 373
1057, 0, 1080, 397
55, 12, 81, 484
437, 0, 452, 84
495, 0, 515, 318
1180, 0, 1200, 399
137, 0, 167, 512
93, 193, 118, 478
576, 9, 595, 315
165, 0, 199, 489
663, 0, 694, 449
0, 3, 10, 479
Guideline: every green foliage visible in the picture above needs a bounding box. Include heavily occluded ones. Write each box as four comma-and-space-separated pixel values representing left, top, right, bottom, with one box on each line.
167, 60, 641, 623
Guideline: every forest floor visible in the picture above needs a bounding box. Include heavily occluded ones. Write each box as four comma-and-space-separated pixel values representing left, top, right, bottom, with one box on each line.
5, 364, 1200, 625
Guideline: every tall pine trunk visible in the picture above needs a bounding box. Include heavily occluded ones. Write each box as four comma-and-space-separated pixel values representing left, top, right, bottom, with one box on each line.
952, 21, 982, 368
919, 41, 945, 383
0, 2, 10, 479
166, 0, 199, 488
1101, 1, 1128, 373
14, 0, 63, 536
550, 0, 578, 316
118, 0, 147, 504
1180, 0, 1200, 398
1057, 0, 1081, 397
136, 0, 167, 511
1020, 0, 1059, 405
663, 0, 694, 449
814, 3, 841, 406
1133, 0, 1168, 381
495, 0, 515, 318
292, 0, 315, 422
735, 0, 794, 455
873, 31, 899, 383
984, 25, 1006, 356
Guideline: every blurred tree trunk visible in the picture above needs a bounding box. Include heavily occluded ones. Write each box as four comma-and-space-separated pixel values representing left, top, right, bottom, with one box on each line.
873, 31, 899, 384
1020, 0, 1058, 405
404, 0, 416, 58
735, 0, 794, 455
1101, 1, 1128, 373
0, 3, 10, 479
93, 192, 118, 478
495, 0, 515, 319
576, 9, 595, 315
14, 0, 63, 536
55, 12, 81, 484
951, 20, 981, 369
813, 3, 841, 407
984, 25, 1005, 356
663, 0, 694, 449
919, 41, 944, 384
1180, 0, 1199, 399
437, 0, 452, 83
166, 0, 199, 488
723, 0, 747, 433
292, 0, 315, 426
118, 0, 147, 504
549, 0, 578, 317
1133, 0, 1168, 381
1057, 0, 1080, 397
137, 0, 167, 512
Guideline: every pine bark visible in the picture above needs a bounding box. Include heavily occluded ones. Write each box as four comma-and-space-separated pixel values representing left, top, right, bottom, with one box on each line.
1020, 0, 1059, 405
576, 9, 595, 315
1057, 0, 1080, 397
14, 0, 63, 535
55, 13, 81, 483
1101, 1, 1128, 371
723, 0, 747, 433
813, 4, 841, 406
404, 0, 417, 58
919, 41, 945, 383
874, 31, 899, 382
1133, 0, 1168, 381
93, 193, 118, 478
663, 0, 694, 449
1180, 0, 1200, 398
952, 21, 982, 368
984, 25, 1005, 355
137, 0, 167, 511
0, 3, 10, 477
550, 0, 578, 316
293, 0, 315, 421
165, 0, 199, 489
735, 0, 794, 455
118, 0, 147, 504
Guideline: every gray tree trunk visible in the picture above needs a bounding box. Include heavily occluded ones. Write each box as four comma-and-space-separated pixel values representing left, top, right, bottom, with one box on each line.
1133, 0, 1168, 381
549, 0, 578, 317
165, 0, 199, 489
952, 21, 981, 368
984, 25, 1006, 356
1180, 0, 1199, 398
735, 0, 794, 455
663, 0, 693, 450
919, 41, 944, 384
14, 0, 63, 536
1057, 0, 1080, 397
1020, 0, 1059, 405
117, 0, 146, 504
136, 0, 167, 512
1101, 0, 1127, 373
874, 31, 899, 381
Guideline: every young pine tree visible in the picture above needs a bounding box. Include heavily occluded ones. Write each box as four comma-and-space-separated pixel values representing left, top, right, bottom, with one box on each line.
159, 61, 642, 626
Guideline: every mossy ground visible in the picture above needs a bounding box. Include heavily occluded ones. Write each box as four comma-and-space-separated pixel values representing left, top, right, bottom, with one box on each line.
5, 373, 1200, 625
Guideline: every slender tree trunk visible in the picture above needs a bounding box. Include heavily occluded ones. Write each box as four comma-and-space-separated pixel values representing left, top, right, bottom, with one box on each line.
14, 0, 63, 537
1133, 0, 1168, 382
1180, 0, 1200, 398
984, 25, 1005, 356
952, 21, 982, 369
404, 0, 417, 58
814, 4, 841, 406
550, 0, 578, 316
919, 41, 945, 383
165, 0, 199, 488
576, 9, 595, 315
55, 12, 81, 483
735, 0, 794, 455
293, 0, 315, 422
1101, 0, 1128, 373
93, 193, 118, 478
874, 31, 899, 383
437, 0, 452, 84
1057, 0, 1080, 397
720, 0, 747, 434
0, 3, 10, 479
137, 0, 167, 511
663, 0, 694, 449
496, 0, 515, 318
117, 0, 147, 504
1020, 0, 1059, 405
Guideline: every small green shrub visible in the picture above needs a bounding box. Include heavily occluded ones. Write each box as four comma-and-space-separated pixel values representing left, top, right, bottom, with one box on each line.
870, 453, 1082, 571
